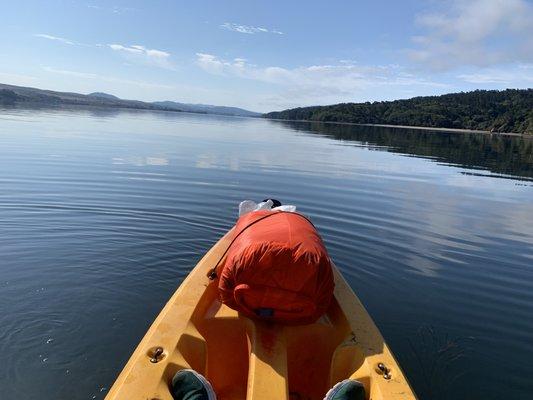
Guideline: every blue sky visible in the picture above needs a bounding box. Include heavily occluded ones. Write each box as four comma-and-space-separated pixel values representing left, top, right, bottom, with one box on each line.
0, 0, 532, 112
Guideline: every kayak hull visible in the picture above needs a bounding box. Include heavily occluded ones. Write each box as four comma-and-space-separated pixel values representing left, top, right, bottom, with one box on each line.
106, 229, 417, 400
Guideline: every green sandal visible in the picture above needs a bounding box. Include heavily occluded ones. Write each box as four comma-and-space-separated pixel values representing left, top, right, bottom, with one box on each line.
171, 369, 217, 400
323, 379, 366, 400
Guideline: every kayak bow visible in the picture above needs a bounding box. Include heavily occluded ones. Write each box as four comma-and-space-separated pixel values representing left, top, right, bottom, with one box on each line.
106, 228, 417, 400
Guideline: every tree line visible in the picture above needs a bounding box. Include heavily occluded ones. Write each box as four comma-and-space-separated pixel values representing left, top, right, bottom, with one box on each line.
264, 89, 533, 134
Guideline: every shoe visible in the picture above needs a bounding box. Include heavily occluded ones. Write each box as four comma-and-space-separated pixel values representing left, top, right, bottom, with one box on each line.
171, 369, 217, 400
323, 379, 366, 400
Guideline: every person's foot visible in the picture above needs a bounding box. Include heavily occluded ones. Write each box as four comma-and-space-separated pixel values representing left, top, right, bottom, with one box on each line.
323, 379, 366, 400
171, 369, 217, 400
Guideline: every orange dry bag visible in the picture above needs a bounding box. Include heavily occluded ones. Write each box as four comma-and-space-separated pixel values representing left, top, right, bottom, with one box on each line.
217, 210, 334, 324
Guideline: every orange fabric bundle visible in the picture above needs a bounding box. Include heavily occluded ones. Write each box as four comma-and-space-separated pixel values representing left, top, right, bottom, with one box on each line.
218, 210, 334, 324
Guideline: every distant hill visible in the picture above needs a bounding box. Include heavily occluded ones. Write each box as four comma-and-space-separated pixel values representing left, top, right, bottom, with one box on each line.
153, 101, 260, 117
264, 89, 533, 134
0, 83, 178, 111
0, 83, 259, 117
88, 92, 120, 100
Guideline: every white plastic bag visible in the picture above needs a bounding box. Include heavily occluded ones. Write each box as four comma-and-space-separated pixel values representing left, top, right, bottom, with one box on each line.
238, 199, 297, 217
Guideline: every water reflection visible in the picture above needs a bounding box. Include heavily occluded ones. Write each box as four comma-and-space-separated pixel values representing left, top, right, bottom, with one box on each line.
112, 156, 169, 166
272, 120, 533, 179
1, 106, 532, 400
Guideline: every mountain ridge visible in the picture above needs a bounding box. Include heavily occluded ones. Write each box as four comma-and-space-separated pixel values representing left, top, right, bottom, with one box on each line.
0, 83, 259, 117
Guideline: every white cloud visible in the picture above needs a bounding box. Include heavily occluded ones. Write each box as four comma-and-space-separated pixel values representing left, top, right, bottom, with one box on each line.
86, 4, 137, 14
34, 34, 75, 45
43, 66, 174, 90
108, 44, 173, 69
196, 53, 445, 89
33, 34, 173, 70
409, 0, 533, 70
195, 53, 449, 109
458, 64, 533, 84
220, 22, 283, 35
33, 33, 95, 48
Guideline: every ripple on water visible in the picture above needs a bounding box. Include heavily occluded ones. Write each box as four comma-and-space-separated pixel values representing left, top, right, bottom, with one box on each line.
0, 109, 532, 400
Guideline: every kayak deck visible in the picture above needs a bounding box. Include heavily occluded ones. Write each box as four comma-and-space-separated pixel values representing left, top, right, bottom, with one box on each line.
106, 230, 417, 400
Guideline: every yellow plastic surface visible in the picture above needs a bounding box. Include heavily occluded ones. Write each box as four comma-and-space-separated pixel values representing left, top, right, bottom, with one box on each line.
106, 230, 417, 400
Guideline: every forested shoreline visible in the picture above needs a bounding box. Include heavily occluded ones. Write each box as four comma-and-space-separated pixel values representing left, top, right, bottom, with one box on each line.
264, 89, 533, 134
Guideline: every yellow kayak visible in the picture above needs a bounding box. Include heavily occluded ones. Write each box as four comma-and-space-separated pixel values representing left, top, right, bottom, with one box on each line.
106, 228, 417, 400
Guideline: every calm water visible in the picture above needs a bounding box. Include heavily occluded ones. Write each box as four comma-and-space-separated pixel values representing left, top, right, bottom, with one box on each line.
1, 107, 532, 400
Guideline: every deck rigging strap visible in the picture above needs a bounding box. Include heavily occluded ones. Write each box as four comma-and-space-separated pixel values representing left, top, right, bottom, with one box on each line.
207, 211, 316, 280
